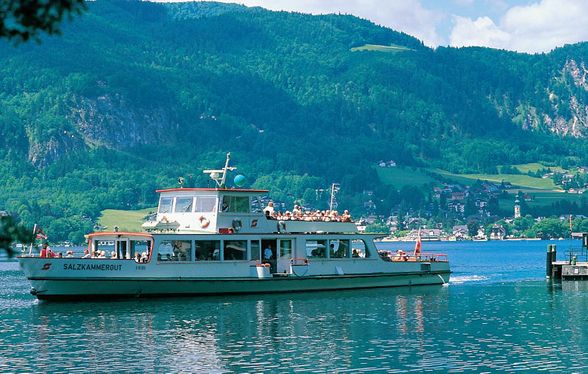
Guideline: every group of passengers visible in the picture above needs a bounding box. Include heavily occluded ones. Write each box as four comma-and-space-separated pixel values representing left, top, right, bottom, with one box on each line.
80, 248, 149, 262
263, 201, 352, 222
39, 243, 74, 258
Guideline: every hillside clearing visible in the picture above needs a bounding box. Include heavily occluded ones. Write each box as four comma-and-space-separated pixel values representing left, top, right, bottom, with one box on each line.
98, 208, 155, 232
350, 44, 413, 53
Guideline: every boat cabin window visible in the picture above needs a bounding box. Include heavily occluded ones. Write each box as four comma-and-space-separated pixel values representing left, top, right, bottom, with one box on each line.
196, 240, 221, 261
352, 239, 370, 258
174, 197, 193, 213
93, 240, 114, 257
306, 240, 327, 258
159, 197, 173, 214
280, 240, 292, 259
131, 240, 151, 260
157, 240, 192, 262
221, 195, 250, 213
195, 196, 216, 212
250, 240, 261, 261
224, 240, 247, 261
329, 239, 350, 258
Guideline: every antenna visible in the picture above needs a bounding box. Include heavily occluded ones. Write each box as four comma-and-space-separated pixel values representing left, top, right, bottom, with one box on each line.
203, 152, 237, 188
329, 183, 340, 211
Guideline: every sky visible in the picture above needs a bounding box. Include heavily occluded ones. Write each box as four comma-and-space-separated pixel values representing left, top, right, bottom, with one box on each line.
161, 0, 588, 53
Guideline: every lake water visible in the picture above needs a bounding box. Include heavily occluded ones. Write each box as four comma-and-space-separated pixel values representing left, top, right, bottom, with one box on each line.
2, 240, 587, 372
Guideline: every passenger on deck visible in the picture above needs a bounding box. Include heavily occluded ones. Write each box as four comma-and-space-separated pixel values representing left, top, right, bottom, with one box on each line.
40, 243, 54, 258
263, 201, 275, 219
342, 210, 352, 222
66, 250, 74, 258
110, 251, 118, 259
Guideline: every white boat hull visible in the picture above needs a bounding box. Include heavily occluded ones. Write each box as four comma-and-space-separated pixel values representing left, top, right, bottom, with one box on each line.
20, 258, 450, 300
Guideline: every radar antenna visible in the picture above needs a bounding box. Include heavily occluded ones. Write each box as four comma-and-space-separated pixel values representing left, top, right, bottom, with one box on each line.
203, 152, 236, 188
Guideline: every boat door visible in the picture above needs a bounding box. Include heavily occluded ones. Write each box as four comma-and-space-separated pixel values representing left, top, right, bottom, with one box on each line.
277, 239, 294, 274
116, 238, 130, 259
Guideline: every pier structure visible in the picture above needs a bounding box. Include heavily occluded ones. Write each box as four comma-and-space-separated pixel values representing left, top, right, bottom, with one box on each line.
548, 234, 588, 280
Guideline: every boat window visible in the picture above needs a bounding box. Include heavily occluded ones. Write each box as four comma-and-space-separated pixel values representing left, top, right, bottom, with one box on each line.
157, 240, 192, 262
221, 195, 250, 213
93, 240, 114, 257
352, 239, 370, 258
131, 240, 150, 260
174, 197, 194, 213
195, 196, 216, 212
280, 240, 292, 259
250, 240, 260, 261
224, 240, 247, 261
196, 240, 221, 261
158, 197, 173, 213
306, 240, 327, 258
329, 239, 350, 258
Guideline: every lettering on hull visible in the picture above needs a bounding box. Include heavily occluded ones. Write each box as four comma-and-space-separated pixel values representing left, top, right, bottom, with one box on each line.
63, 263, 123, 271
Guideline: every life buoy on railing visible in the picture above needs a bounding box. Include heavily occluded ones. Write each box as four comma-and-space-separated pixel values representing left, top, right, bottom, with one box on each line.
232, 219, 242, 232
199, 216, 210, 229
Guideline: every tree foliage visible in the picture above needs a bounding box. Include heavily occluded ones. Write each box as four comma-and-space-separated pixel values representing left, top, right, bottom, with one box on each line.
0, 0, 86, 42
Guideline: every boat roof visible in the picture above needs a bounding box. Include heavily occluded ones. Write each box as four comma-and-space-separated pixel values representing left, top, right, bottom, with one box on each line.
156, 188, 268, 194
86, 232, 153, 239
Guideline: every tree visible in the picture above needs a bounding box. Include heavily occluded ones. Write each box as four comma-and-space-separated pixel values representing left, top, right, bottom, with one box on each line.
0, 215, 34, 257
0, 0, 86, 42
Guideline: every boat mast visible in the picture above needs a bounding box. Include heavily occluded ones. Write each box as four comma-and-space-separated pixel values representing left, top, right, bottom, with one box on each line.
203, 152, 237, 189
329, 183, 340, 211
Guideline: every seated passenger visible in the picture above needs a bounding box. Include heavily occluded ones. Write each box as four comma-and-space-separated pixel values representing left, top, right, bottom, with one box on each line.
342, 210, 352, 222
110, 251, 118, 259
135, 253, 141, 263
66, 250, 74, 258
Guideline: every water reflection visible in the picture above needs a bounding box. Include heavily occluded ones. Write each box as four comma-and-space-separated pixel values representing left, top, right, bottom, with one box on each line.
6, 241, 588, 373
3, 286, 446, 372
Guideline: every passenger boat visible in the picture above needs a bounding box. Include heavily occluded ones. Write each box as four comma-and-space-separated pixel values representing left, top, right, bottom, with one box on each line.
18, 154, 450, 300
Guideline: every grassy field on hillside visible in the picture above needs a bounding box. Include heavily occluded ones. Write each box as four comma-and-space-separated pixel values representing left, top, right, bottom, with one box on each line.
433, 169, 559, 190
502, 163, 565, 174
350, 44, 413, 53
376, 167, 437, 188
98, 207, 155, 232
507, 190, 585, 207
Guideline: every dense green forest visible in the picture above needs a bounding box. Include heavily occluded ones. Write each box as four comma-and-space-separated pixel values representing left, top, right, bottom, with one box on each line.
2, 1, 588, 241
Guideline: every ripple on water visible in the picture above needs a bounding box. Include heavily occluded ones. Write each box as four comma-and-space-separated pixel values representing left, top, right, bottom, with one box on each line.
4, 243, 588, 372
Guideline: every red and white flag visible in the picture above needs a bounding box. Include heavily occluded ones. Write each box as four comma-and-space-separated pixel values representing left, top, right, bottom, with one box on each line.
34, 225, 48, 240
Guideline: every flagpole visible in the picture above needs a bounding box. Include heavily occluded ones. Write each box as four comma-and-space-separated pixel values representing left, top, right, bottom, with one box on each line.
29, 224, 37, 256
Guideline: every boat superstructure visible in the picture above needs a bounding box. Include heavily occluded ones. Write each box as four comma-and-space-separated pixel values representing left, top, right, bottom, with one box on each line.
18, 153, 450, 300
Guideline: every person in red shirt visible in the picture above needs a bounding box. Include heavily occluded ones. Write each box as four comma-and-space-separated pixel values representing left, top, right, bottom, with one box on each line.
40, 242, 54, 258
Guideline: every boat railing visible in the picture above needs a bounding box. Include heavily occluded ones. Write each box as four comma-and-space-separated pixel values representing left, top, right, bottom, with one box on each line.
380, 250, 448, 262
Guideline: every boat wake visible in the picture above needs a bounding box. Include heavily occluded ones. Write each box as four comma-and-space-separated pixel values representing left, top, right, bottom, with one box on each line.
450, 275, 489, 284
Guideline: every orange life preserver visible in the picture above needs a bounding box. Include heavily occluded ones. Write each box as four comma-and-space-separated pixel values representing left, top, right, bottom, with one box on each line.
199, 216, 210, 228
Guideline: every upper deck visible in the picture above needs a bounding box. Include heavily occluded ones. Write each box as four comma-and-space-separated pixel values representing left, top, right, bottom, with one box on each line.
142, 187, 358, 235
141, 154, 357, 235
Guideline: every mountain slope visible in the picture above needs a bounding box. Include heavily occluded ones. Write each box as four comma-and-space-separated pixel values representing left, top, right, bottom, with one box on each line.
1, 1, 588, 240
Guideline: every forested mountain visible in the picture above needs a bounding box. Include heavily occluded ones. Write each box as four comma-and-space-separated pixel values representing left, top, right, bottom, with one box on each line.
2, 1, 588, 240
